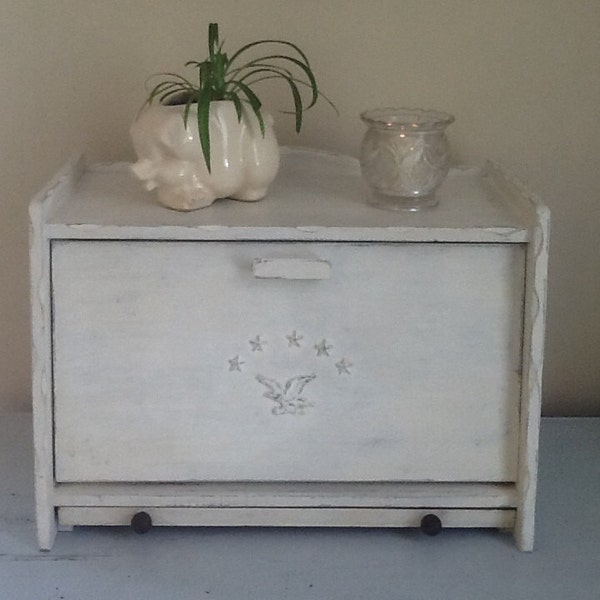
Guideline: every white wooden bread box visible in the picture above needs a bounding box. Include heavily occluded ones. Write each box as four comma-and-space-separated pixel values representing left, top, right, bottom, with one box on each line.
30, 147, 549, 550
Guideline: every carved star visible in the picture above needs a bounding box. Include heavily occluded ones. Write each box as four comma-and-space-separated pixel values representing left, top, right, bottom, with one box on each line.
335, 357, 353, 374
228, 355, 244, 372
249, 335, 266, 352
314, 339, 332, 357
286, 330, 303, 347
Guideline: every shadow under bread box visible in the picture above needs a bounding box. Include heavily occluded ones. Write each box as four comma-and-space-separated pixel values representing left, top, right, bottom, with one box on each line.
29, 147, 549, 551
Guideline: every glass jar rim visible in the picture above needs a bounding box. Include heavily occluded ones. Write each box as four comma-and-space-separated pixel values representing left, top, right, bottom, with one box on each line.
360, 107, 454, 131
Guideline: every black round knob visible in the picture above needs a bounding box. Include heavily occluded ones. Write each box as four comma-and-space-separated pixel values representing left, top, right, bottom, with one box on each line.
420, 513, 442, 536
131, 511, 152, 534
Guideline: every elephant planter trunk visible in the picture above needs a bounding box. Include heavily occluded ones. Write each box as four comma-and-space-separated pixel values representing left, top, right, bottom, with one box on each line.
130, 100, 280, 211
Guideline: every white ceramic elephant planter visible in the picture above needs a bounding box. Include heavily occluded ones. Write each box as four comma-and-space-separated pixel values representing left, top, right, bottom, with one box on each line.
130, 101, 280, 210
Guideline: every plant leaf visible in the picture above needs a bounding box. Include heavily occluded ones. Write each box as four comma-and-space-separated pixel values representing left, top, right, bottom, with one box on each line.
243, 74, 339, 116
146, 72, 196, 90
151, 81, 195, 105
234, 55, 318, 109
235, 64, 296, 84
231, 81, 264, 136
197, 85, 213, 172
213, 52, 227, 98
229, 39, 311, 69
286, 76, 303, 132
208, 23, 219, 59
234, 68, 303, 131
226, 92, 244, 122
183, 95, 195, 127
139, 24, 337, 168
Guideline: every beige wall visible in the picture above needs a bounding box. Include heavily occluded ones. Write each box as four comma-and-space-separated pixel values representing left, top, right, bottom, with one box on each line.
1, 0, 598, 414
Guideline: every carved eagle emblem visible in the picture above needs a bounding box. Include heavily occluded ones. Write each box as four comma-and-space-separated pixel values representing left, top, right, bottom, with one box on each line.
255, 374, 316, 415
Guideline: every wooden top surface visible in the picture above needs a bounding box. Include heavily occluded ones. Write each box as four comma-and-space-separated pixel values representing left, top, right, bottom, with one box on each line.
42, 147, 532, 242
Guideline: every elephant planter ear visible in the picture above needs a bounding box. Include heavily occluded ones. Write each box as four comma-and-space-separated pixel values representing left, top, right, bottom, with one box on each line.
130, 101, 280, 211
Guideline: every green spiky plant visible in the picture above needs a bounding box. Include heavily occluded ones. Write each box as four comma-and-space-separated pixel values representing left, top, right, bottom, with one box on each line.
143, 22, 336, 172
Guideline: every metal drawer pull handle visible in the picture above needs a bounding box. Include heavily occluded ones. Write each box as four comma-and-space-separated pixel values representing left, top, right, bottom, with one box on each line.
252, 258, 332, 280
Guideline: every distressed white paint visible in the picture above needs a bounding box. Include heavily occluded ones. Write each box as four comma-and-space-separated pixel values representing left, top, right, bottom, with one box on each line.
52, 240, 523, 483
29, 154, 85, 551
58, 507, 516, 530
252, 257, 332, 280
4, 414, 600, 596
44, 148, 529, 243
53, 481, 517, 508
485, 163, 551, 551
29, 147, 549, 550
